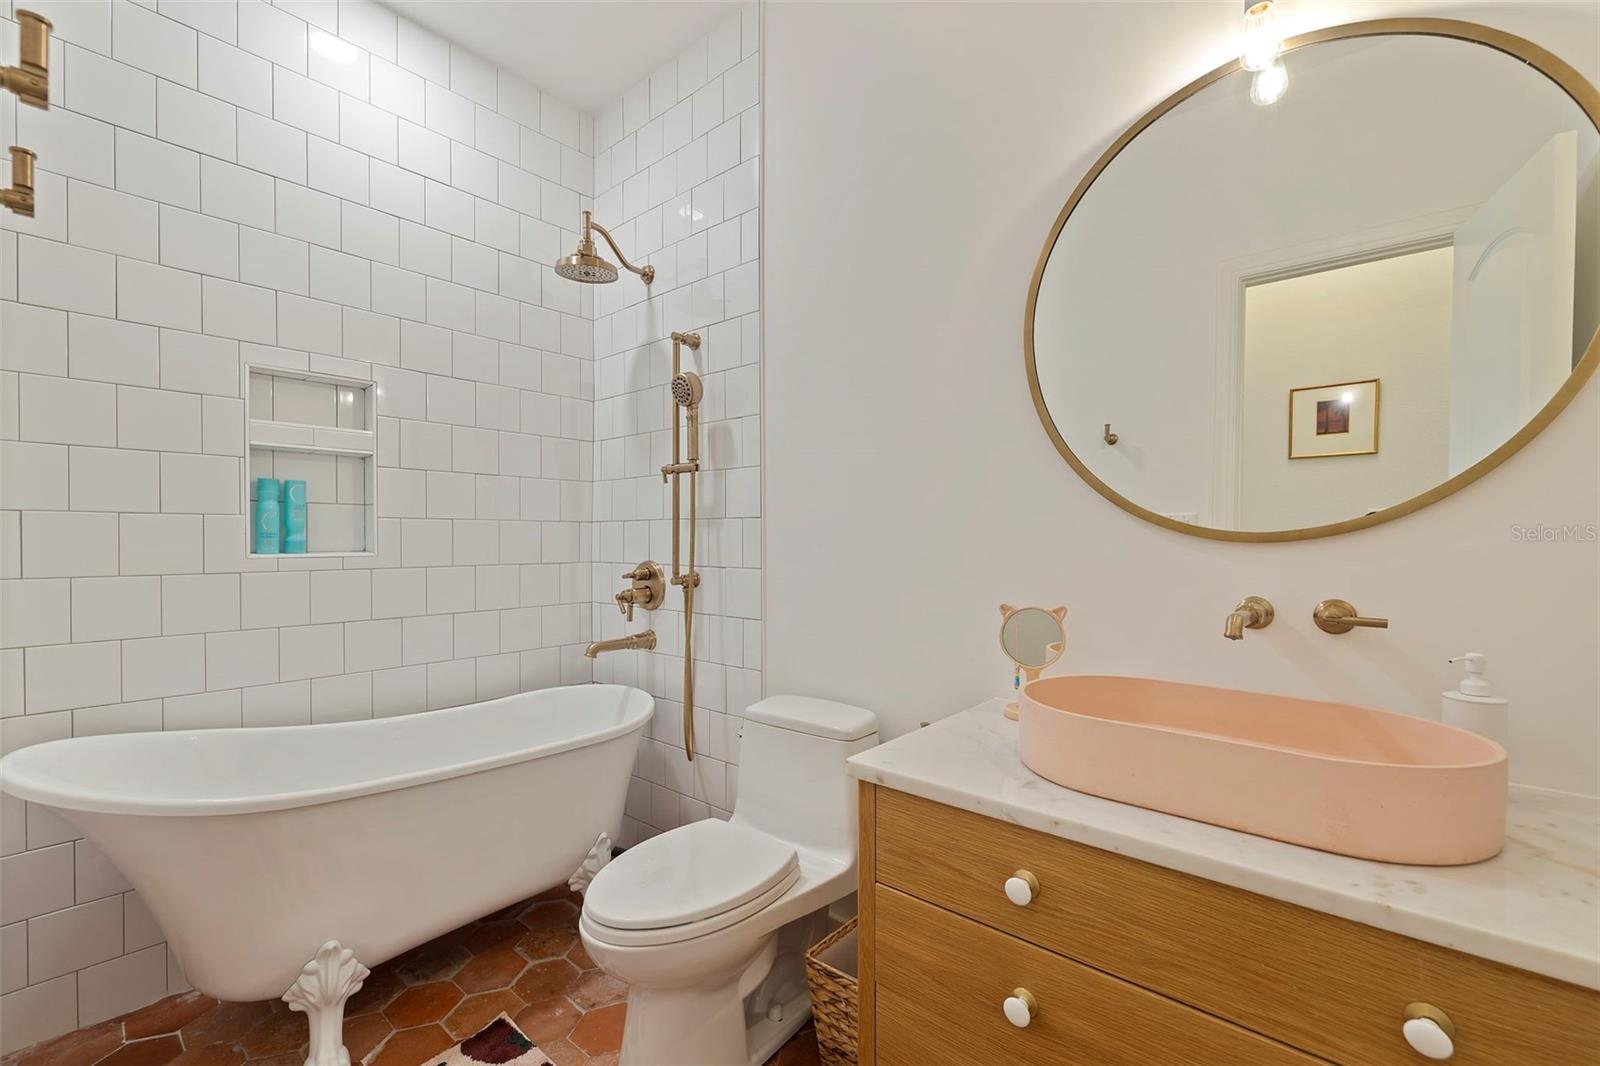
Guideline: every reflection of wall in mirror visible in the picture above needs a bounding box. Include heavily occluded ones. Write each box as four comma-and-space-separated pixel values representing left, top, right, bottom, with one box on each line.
1240, 250, 1450, 529
1030, 34, 1599, 530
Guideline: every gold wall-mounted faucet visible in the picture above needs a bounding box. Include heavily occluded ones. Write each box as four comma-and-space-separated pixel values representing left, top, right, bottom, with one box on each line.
1223, 596, 1275, 640
2, 147, 36, 217
1312, 599, 1389, 634
1, 10, 51, 108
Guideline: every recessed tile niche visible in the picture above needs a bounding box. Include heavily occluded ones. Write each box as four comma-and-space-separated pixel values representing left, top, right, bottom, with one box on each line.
244, 366, 377, 557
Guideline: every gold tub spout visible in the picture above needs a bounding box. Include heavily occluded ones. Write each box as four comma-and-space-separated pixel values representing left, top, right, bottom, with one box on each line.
585, 631, 656, 658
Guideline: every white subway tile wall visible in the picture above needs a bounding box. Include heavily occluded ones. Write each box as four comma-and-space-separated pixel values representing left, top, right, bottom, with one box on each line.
0, 0, 614, 1051
587, 10, 762, 851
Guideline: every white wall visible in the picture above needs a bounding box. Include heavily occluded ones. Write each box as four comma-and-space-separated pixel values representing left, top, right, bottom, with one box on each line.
764, 2, 1600, 795
1239, 248, 1453, 528
0, 0, 600, 1050
586, 7, 762, 845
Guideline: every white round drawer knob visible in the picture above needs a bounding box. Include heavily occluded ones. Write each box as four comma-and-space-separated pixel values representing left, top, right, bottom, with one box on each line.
1002, 988, 1037, 1028
1402, 1003, 1456, 1060
1004, 869, 1040, 906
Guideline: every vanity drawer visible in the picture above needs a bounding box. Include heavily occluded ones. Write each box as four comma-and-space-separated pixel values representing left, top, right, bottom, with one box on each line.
873, 884, 1320, 1065
874, 787, 1600, 1066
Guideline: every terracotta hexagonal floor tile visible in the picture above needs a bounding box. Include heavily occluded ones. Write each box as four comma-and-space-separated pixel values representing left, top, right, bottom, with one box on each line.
235, 1004, 307, 1060
369, 1024, 454, 1066
390, 940, 472, 985
463, 920, 526, 953
512, 996, 582, 1046
341, 1011, 393, 1064
514, 925, 577, 962
177, 1001, 280, 1051
534, 1038, 587, 1066
565, 940, 594, 970
3, 1021, 124, 1066
454, 946, 528, 993
121, 992, 221, 1041
569, 1003, 626, 1056
511, 958, 580, 1002
442, 990, 524, 1040
568, 970, 628, 1011
519, 901, 577, 932
166, 1042, 245, 1066
345, 966, 407, 1017
97, 1035, 184, 1066
382, 981, 463, 1028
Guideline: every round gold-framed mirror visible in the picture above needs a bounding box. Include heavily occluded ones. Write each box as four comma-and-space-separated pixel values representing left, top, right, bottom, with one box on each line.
1025, 19, 1600, 542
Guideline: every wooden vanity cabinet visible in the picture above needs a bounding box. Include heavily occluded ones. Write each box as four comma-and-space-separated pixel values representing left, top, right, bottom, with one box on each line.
857, 783, 1600, 1066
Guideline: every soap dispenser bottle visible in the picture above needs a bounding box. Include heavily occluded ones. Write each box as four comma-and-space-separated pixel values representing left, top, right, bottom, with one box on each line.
1442, 653, 1508, 748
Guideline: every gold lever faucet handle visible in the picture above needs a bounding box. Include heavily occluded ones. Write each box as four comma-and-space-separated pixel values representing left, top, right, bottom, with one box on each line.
615, 590, 635, 621
1313, 599, 1389, 634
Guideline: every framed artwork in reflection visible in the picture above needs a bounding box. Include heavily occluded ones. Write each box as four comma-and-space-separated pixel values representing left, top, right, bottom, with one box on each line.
1288, 378, 1379, 459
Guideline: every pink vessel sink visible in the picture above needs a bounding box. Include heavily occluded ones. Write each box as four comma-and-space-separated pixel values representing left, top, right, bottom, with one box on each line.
1019, 675, 1507, 866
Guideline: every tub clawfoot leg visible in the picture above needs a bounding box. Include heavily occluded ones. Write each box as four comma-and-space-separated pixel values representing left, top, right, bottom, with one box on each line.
283, 940, 369, 1066
568, 832, 613, 894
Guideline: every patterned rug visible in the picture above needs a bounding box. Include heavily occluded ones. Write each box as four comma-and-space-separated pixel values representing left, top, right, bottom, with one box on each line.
432, 1014, 551, 1065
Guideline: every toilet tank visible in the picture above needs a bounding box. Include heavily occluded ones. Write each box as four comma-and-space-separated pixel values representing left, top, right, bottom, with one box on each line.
731, 696, 878, 862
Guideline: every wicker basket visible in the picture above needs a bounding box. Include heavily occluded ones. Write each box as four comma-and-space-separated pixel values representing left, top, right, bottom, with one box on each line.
803, 917, 859, 1066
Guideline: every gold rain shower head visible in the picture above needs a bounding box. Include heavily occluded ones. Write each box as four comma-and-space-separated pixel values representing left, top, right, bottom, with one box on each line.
554, 210, 654, 285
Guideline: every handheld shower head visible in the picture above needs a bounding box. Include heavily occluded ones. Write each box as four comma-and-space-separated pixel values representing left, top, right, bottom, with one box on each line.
670, 371, 703, 409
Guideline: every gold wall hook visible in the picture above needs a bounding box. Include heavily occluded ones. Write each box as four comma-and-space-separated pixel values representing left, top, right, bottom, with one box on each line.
1103, 423, 1119, 445
1, 147, 36, 217
1, 11, 51, 108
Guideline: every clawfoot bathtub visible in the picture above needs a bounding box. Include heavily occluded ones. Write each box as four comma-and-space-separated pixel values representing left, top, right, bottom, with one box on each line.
0, 684, 653, 1066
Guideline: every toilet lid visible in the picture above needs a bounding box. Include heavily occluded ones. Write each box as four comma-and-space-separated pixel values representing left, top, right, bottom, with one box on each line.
584, 819, 799, 931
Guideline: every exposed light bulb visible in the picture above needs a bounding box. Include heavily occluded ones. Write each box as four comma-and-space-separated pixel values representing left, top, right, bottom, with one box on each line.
310, 31, 359, 64
1250, 60, 1288, 106
1241, 0, 1281, 73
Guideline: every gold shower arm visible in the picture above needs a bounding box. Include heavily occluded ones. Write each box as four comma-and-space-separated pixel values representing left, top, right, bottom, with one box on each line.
583, 211, 654, 284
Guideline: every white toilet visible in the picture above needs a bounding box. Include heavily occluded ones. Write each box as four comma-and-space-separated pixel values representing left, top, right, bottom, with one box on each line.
579, 695, 879, 1066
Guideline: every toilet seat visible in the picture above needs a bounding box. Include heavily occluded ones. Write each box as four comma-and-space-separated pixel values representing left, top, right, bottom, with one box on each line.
583, 819, 800, 947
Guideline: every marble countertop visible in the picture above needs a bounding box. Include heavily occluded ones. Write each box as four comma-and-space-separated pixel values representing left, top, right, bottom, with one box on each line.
847, 699, 1600, 990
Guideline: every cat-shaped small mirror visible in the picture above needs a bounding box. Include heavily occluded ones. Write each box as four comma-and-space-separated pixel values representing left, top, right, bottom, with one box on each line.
999, 604, 1067, 720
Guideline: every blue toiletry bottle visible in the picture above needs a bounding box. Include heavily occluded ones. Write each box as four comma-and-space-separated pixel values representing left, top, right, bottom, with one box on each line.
283, 479, 308, 554
254, 478, 282, 554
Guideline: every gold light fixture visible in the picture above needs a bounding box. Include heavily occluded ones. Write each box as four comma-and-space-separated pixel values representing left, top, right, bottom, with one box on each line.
1242, 0, 1288, 105
554, 210, 654, 285
2, 147, 36, 218
1, 10, 52, 108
